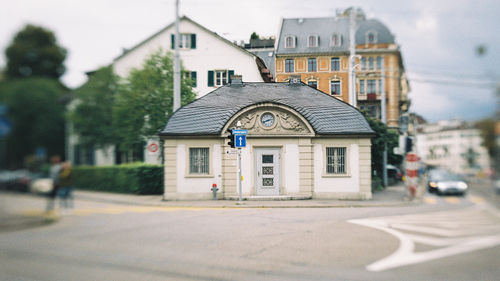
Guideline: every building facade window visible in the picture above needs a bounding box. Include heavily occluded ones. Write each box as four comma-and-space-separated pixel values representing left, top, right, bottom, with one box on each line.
361, 57, 367, 70
367, 31, 377, 43
189, 147, 209, 174
308, 58, 317, 72
331, 57, 340, 71
376, 56, 383, 70
330, 80, 341, 95
331, 33, 341, 46
285, 36, 296, 48
285, 59, 294, 73
326, 147, 346, 174
215, 71, 227, 86
378, 79, 383, 94
207, 70, 233, 87
171, 33, 196, 49
368, 57, 374, 70
367, 79, 376, 94
308, 35, 318, 47
359, 79, 365, 94
307, 80, 318, 89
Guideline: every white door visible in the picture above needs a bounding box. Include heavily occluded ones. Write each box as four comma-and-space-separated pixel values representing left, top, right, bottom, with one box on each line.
255, 148, 281, 196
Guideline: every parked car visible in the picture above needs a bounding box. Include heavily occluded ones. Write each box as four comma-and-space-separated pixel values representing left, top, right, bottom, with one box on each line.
29, 178, 54, 195
427, 168, 467, 195
495, 179, 500, 195
386, 164, 403, 185
0, 170, 33, 192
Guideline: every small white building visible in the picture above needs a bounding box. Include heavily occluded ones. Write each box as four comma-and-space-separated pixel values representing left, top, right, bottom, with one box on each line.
416, 120, 490, 175
160, 78, 374, 200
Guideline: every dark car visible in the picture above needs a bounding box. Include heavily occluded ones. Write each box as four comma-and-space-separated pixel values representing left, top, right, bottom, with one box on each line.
427, 169, 467, 195
386, 164, 402, 185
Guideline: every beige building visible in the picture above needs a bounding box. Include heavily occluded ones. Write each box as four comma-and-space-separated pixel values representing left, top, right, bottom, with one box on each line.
274, 8, 410, 129
160, 77, 374, 200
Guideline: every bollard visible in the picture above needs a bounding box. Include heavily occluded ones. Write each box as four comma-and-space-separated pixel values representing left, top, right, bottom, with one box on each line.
211, 183, 219, 200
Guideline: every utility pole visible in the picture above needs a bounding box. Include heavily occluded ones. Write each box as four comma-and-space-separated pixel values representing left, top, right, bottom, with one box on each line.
173, 0, 181, 112
348, 8, 357, 107
381, 56, 388, 187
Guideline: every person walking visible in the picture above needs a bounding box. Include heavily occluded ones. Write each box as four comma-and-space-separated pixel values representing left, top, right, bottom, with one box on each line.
46, 155, 62, 212
58, 161, 74, 214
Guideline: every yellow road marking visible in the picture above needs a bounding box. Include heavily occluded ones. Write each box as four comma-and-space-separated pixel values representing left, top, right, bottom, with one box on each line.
468, 196, 485, 204
444, 197, 460, 204
423, 197, 437, 204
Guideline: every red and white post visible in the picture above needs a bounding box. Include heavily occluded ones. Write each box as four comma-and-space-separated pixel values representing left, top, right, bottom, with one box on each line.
405, 153, 419, 199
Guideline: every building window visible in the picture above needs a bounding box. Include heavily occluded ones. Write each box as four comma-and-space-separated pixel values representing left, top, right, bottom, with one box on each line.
326, 147, 346, 174
361, 57, 367, 70
171, 33, 196, 49
367, 31, 377, 44
359, 79, 365, 94
376, 56, 383, 70
331, 57, 340, 71
378, 79, 382, 94
207, 70, 234, 87
308, 35, 318, 47
331, 33, 341, 46
189, 148, 209, 174
367, 79, 376, 94
285, 59, 294, 73
285, 36, 296, 48
368, 57, 374, 70
360, 104, 379, 118
307, 80, 318, 89
308, 58, 317, 72
331, 80, 341, 95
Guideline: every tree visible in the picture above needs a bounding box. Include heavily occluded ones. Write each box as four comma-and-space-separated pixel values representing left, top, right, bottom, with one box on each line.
4, 24, 67, 79
112, 49, 196, 153
362, 112, 402, 189
476, 118, 496, 158
69, 66, 120, 148
0, 78, 66, 168
250, 32, 260, 40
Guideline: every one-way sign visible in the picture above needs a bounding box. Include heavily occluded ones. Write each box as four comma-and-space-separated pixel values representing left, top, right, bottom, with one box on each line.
234, 134, 246, 148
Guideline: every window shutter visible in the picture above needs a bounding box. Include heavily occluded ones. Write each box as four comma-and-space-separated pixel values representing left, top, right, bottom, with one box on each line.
207, 71, 214, 86
228, 70, 234, 83
191, 71, 197, 87
171, 34, 174, 49
190, 34, 196, 49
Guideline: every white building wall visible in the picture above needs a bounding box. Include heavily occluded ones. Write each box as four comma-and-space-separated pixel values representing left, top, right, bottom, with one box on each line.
284, 144, 300, 193
176, 143, 222, 196
313, 143, 360, 193
95, 146, 115, 166
113, 18, 264, 98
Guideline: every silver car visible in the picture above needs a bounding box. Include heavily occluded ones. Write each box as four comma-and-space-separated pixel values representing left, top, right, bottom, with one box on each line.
428, 169, 468, 195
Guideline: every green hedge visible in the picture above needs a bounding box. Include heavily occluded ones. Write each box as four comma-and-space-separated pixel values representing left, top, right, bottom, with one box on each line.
73, 163, 163, 195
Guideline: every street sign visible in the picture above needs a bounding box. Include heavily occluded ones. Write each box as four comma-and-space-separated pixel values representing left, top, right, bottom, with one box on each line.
234, 135, 246, 148
232, 129, 248, 135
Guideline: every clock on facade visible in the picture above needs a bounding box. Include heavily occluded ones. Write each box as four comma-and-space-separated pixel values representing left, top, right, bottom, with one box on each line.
261, 113, 275, 127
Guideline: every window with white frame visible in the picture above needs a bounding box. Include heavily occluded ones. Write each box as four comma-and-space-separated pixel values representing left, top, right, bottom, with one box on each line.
368, 57, 374, 70
378, 79, 383, 94
308, 35, 318, 47
326, 147, 346, 174
215, 70, 228, 86
179, 34, 191, 48
367, 79, 376, 94
285, 36, 296, 48
376, 56, 383, 70
307, 80, 318, 89
361, 57, 367, 70
359, 79, 365, 94
308, 58, 317, 72
285, 59, 294, 73
331, 33, 341, 46
189, 147, 209, 174
367, 31, 377, 44
330, 80, 341, 95
331, 57, 340, 71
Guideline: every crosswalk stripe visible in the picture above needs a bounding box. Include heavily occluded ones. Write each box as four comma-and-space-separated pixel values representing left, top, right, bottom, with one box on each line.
423, 197, 437, 204
444, 197, 460, 204
468, 196, 485, 204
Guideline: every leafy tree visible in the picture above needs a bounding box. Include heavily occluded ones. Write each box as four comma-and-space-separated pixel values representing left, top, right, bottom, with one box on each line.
250, 32, 260, 40
0, 78, 66, 168
476, 118, 496, 158
4, 24, 67, 79
69, 66, 120, 148
113, 49, 196, 153
362, 112, 402, 189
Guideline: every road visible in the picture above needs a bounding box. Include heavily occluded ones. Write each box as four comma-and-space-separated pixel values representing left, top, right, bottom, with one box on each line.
0, 181, 499, 281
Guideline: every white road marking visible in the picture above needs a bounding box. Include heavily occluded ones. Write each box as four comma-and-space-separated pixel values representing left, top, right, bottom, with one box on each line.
349, 206, 500, 272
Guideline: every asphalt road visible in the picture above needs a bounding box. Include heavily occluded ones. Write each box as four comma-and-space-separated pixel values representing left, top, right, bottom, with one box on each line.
0, 186, 499, 281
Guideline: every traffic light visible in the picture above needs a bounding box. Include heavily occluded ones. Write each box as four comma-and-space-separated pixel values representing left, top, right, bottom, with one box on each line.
405, 136, 413, 153
227, 128, 235, 148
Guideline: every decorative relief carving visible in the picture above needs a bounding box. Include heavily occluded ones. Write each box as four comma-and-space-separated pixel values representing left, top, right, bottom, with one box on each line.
230, 107, 311, 135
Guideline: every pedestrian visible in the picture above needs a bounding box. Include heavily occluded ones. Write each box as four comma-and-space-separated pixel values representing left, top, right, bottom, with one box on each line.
58, 161, 74, 214
46, 155, 62, 212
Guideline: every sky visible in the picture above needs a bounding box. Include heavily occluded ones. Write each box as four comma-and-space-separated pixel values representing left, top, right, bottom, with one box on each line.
1, 0, 499, 123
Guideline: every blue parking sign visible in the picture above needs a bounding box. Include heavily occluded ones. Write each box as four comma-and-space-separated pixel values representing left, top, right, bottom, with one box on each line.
234, 135, 246, 148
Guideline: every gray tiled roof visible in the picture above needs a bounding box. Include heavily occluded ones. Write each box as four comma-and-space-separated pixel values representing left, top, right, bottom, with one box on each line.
276, 17, 394, 55
160, 83, 374, 136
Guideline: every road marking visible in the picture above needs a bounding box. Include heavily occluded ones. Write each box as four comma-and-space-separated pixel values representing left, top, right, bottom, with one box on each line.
348, 206, 500, 272
423, 196, 437, 204
444, 196, 460, 204
468, 196, 485, 204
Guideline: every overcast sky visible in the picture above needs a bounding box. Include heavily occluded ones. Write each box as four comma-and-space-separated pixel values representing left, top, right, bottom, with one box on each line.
1, 0, 499, 123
